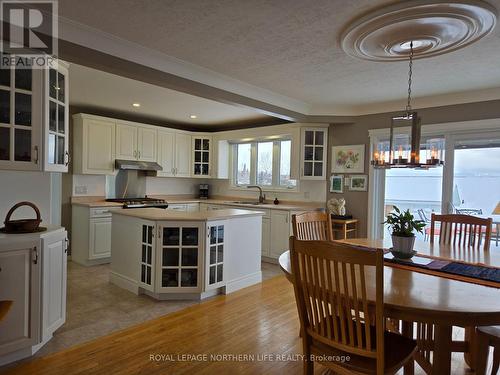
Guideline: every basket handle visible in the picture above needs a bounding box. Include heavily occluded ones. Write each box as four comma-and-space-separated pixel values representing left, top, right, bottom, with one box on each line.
4, 201, 41, 224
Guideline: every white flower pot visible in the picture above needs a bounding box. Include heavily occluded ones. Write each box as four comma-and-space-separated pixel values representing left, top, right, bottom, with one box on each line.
391, 235, 415, 253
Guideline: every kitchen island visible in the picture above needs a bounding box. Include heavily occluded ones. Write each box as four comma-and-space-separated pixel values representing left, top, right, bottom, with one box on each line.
110, 208, 264, 300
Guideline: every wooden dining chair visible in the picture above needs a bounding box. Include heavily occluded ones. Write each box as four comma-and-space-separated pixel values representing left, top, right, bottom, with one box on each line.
476, 326, 500, 375
415, 214, 494, 373
292, 211, 334, 241
289, 237, 417, 374
0, 300, 13, 322
430, 213, 493, 250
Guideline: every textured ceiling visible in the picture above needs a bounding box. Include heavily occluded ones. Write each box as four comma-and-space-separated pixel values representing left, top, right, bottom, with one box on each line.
59, 0, 500, 115
69, 63, 272, 127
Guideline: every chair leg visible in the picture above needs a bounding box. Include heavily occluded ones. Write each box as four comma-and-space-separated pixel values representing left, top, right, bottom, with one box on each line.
475, 330, 490, 375
302, 337, 313, 375
492, 346, 500, 375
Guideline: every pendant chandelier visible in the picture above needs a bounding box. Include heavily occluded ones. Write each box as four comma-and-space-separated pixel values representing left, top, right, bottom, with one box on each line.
371, 41, 444, 169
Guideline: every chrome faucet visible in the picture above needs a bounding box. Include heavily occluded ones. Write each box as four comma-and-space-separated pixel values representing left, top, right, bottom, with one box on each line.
247, 185, 266, 203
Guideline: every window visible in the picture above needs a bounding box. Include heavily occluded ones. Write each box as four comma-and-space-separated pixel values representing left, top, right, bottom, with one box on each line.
232, 139, 296, 189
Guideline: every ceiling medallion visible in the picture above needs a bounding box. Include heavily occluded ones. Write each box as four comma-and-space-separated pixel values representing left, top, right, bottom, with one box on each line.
341, 0, 498, 61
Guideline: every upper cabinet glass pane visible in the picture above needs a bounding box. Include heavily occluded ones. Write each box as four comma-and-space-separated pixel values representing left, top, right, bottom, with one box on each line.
15, 93, 31, 126
0, 90, 9, 123
194, 138, 201, 150
202, 139, 209, 150
0, 127, 10, 160
15, 67, 31, 91
304, 131, 314, 145
315, 131, 324, 146
14, 128, 31, 161
49, 101, 56, 131
57, 104, 65, 133
0, 66, 10, 87
49, 69, 57, 99
57, 72, 65, 102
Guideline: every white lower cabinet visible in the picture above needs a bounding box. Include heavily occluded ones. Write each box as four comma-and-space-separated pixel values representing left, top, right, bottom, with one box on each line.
0, 244, 40, 357
270, 210, 291, 259
156, 222, 203, 293
41, 231, 67, 342
72, 206, 117, 266
261, 216, 271, 257
89, 218, 112, 260
206, 221, 225, 290
0, 228, 67, 365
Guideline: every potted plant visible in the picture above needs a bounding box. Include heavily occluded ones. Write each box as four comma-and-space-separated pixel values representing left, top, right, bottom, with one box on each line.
384, 207, 426, 255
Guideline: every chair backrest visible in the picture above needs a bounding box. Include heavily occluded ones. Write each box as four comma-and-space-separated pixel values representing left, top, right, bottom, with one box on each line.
292, 212, 334, 241
430, 213, 492, 250
289, 237, 385, 374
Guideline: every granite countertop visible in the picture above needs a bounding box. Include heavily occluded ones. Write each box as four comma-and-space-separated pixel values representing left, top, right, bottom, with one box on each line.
71, 195, 325, 211
112, 208, 264, 221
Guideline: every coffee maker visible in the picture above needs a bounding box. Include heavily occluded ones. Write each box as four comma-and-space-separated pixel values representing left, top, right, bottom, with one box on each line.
199, 184, 209, 199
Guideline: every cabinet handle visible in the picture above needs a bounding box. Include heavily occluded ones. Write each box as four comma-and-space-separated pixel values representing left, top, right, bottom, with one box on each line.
34, 146, 39, 164
207, 226, 210, 238
33, 246, 38, 264
64, 151, 70, 166
65, 238, 69, 253
133, 150, 137, 158
138, 150, 141, 159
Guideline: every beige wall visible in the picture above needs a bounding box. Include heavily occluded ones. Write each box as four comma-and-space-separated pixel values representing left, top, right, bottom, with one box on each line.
327, 99, 500, 237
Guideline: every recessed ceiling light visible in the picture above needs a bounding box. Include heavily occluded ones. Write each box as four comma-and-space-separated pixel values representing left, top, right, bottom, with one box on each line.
189, 115, 198, 119
132, 103, 141, 107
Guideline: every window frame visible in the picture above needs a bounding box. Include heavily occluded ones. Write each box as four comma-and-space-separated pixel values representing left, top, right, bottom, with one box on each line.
231, 138, 298, 191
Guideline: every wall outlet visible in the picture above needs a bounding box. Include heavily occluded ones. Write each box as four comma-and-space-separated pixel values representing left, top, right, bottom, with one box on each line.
75, 185, 88, 195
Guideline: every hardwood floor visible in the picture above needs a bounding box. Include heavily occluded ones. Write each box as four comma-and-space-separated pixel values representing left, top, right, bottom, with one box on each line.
2, 275, 491, 375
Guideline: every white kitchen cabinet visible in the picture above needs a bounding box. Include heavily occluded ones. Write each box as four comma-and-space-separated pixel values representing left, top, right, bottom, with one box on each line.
72, 205, 117, 266
156, 222, 203, 293
0, 227, 67, 365
206, 221, 225, 290
0, 60, 70, 173
115, 122, 137, 161
0, 244, 40, 357
166, 204, 188, 211
300, 128, 328, 180
261, 216, 271, 257
176, 133, 192, 177
270, 210, 290, 259
44, 63, 69, 172
211, 139, 229, 179
116, 122, 157, 162
41, 230, 67, 342
157, 130, 192, 177
138, 127, 157, 162
72, 114, 115, 175
192, 135, 211, 177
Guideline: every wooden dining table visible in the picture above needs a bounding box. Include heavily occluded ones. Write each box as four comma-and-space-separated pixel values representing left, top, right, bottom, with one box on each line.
279, 238, 500, 375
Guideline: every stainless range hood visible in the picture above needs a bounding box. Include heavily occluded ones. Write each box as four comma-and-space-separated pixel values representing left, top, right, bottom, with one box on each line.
115, 159, 162, 171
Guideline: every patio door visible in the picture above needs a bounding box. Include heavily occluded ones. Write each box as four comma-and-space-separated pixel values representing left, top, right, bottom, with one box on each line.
449, 135, 500, 216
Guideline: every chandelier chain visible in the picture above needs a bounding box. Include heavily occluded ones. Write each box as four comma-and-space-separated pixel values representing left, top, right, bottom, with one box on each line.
406, 41, 414, 113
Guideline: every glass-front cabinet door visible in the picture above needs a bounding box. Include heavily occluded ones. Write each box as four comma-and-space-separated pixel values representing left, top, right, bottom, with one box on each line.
44, 63, 69, 172
0, 54, 41, 170
139, 223, 156, 292
157, 222, 202, 292
206, 222, 225, 290
192, 136, 211, 177
300, 128, 327, 180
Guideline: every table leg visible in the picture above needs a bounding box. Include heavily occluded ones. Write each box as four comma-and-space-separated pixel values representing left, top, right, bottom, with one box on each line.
464, 326, 477, 370
433, 324, 452, 374
401, 321, 415, 375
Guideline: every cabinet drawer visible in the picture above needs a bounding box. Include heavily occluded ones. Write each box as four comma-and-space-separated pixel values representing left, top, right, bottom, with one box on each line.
167, 204, 188, 211
90, 207, 117, 218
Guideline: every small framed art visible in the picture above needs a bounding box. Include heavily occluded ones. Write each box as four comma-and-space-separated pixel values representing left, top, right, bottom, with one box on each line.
349, 175, 368, 191
330, 175, 344, 193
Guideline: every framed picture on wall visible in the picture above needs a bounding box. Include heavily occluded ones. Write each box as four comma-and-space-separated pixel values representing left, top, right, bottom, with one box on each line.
331, 144, 365, 173
330, 175, 344, 193
349, 175, 368, 191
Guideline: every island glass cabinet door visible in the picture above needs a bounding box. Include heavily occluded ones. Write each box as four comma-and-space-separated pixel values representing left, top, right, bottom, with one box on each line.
205, 221, 225, 291
156, 222, 203, 293
138, 223, 156, 292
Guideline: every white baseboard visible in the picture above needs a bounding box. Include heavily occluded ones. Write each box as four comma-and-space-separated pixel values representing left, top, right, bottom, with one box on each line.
224, 271, 262, 294
109, 271, 139, 295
